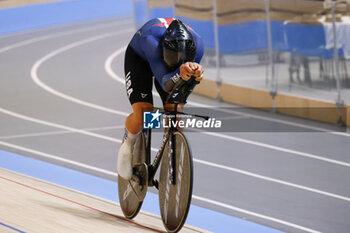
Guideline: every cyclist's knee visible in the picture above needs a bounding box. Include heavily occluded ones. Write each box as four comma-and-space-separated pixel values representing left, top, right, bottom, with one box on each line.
164, 103, 183, 112
132, 102, 153, 113
128, 102, 154, 128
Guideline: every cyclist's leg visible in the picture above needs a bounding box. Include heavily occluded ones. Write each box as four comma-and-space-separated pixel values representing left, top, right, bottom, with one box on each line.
118, 45, 154, 180
154, 78, 185, 111
126, 102, 153, 134
154, 78, 169, 107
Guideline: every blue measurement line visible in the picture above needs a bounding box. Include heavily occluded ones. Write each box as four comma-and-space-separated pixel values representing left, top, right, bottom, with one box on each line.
0, 222, 26, 233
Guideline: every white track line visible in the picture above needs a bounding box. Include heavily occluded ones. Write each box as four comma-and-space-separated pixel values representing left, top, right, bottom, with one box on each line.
194, 159, 350, 202
0, 20, 130, 54
194, 105, 350, 137
31, 30, 132, 117
0, 141, 116, 177
202, 132, 350, 168
0, 17, 131, 40
105, 48, 350, 169
0, 139, 321, 233
0, 108, 121, 144
193, 195, 321, 233
1, 106, 350, 204
0, 125, 124, 140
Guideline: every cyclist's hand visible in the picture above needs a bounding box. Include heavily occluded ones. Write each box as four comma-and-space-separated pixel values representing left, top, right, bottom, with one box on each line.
180, 62, 194, 81
191, 63, 204, 82
180, 62, 203, 82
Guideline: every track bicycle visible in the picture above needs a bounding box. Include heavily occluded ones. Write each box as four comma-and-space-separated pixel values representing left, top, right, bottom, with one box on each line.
118, 77, 208, 233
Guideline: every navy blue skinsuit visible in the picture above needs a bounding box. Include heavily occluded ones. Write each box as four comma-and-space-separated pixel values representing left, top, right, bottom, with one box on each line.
129, 18, 204, 90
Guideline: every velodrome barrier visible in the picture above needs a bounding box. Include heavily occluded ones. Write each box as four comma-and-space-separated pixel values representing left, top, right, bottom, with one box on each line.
195, 78, 349, 126
138, 0, 328, 52
135, 0, 350, 126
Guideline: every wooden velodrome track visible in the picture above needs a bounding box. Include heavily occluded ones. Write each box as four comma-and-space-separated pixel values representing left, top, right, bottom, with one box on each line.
0, 168, 210, 233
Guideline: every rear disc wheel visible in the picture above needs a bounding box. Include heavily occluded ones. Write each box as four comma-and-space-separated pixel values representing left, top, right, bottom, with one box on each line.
118, 132, 148, 219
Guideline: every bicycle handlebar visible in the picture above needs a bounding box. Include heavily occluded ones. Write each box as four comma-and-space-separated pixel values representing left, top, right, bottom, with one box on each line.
165, 76, 199, 104
162, 76, 210, 120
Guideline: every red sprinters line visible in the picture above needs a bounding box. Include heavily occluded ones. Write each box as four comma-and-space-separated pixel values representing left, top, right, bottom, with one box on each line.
0, 176, 164, 233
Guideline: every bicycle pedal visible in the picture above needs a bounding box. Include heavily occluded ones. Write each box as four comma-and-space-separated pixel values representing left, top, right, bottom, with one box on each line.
128, 163, 148, 202
132, 164, 148, 185
130, 174, 141, 185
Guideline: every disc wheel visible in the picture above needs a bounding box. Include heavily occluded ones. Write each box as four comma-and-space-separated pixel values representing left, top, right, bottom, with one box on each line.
159, 131, 193, 233
118, 132, 148, 219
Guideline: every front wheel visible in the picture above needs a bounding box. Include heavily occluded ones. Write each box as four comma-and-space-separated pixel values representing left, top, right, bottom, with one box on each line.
158, 131, 193, 233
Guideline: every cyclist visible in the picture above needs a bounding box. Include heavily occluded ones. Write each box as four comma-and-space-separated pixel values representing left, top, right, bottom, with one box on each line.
117, 18, 204, 180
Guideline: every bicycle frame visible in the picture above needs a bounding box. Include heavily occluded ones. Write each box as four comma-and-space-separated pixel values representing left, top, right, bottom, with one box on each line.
145, 103, 181, 188
142, 77, 208, 189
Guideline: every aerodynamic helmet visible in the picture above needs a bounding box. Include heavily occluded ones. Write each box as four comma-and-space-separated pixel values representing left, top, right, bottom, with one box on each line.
162, 19, 196, 69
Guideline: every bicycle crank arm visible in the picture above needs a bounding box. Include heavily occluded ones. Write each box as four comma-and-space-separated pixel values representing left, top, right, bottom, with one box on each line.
152, 179, 159, 190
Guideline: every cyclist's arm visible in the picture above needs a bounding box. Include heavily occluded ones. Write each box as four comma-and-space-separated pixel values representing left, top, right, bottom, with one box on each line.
141, 35, 182, 91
